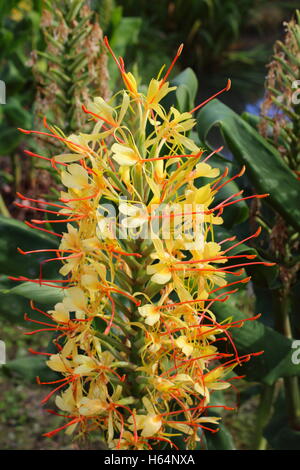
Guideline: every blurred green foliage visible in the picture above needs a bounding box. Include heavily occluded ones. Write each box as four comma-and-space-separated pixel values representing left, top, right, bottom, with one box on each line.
120, 0, 255, 70
0, 1, 42, 156
196, 11, 300, 444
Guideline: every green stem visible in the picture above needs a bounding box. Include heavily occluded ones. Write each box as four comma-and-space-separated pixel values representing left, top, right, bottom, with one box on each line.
0, 194, 11, 217
12, 153, 22, 193
273, 287, 300, 428
253, 384, 275, 450
127, 239, 146, 400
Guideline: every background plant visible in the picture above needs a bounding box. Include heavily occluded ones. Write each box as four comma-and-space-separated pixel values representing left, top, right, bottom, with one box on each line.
33, 0, 110, 136
0, 0, 42, 215
196, 10, 300, 449
117, 0, 299, 95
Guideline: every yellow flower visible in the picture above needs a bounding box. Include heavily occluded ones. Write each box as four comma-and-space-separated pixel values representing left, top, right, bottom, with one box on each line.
119, 202, 148, 228
147, 257, 173, 284
62, 287, 88, 318
55, 384, 82, 431
146, 79, 176, 113
195, 367, 232, 403
111, 143, 141, 167
129, 397, 162, 437
156, 107, 198, 151
122, 72, 139, 98
138, 304, 160, 326
47, 354, 73, 373
175, 335, 194, 357
61, 164, 89, 190
193, 162, 220, 179
79, 398, 108, 416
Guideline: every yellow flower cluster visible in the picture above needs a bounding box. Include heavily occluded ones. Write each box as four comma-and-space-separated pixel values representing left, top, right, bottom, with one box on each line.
17, 40, 268, 450
9, 0, 32, 22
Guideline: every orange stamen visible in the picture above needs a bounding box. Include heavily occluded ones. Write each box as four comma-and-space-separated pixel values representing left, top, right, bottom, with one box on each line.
190, 79, 231, 114
159, 43, 184, 89
213, 165, 246, 192
82, 104, 117, 128
222, 227, 261, 253
24, 221, 63, 237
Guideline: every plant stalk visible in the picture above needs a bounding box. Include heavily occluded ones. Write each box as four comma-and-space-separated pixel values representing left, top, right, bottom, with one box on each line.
253, 384, 275, 450
273, 287, 300, 429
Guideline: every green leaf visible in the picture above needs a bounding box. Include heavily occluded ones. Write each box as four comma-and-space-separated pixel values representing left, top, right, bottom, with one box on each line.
175, 84, 191, 114
4, 97, 32, 126
264, 392, 300, 450
205, 422, 236, 450
266, 423, 300, 450
0, 277, 31, 323
215, 226, 278, 287
109, 17, 142, 83
0, 275, 62, 325
172, 68, 198, 112
0, 215, 59, 278
241, 111, 260, 129
213, 299, 300, 385
0, 126, 23, 154
3, 356, 57, 383
203, 390, 235, 449
197, 99, 300, 231
4, 282, 64, 304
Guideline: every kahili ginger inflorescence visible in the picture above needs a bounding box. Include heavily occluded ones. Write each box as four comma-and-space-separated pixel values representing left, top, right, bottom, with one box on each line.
14, 39, 271, 450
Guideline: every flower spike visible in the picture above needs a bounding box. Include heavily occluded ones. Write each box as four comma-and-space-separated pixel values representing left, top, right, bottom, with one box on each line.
15, 40, 272, 450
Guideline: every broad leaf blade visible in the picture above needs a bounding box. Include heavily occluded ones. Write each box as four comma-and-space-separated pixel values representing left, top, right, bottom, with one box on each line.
4, 282, 64, 304
197, 99, 300, 231
0, 215, 59, 278
213, 300, 300, 385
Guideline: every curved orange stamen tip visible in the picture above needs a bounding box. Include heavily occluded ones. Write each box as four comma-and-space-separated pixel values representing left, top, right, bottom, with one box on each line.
226, 79, 231, 91
119, 56, 125, 72
239, 165, 246, 176
18, 127, 31, 134
255, 226, 262, 237
257, 193, 269, 198
264, 262, 276, 266
242, 276, 251, 283
253, 350, 264, 356
7, 276, 20, 281
177, 43, 184, 55
31, 219, 43, 224
17, 247, 25, 255
43, 116, 49, 129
